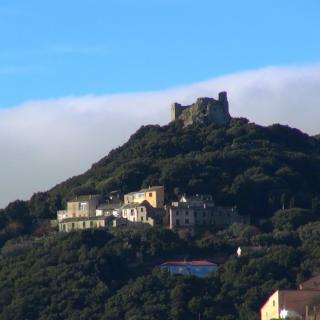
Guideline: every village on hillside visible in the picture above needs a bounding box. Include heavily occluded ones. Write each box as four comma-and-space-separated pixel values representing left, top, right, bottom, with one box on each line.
56, 93, 248, 233
54, 185, 247, 278
52, 92, 320, 319
56, 187, 320, 319
56, 185, 247, 232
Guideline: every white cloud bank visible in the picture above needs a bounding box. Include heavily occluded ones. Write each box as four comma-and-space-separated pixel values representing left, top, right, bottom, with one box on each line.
1, 65, 320, 208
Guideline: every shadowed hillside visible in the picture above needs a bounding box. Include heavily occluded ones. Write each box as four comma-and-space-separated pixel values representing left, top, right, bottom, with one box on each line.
1, 116, 320, 245
1, 111, 320, 319
47, 117, 320, 219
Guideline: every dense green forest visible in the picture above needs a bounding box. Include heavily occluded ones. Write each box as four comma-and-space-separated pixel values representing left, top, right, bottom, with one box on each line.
0, 117, 320, 319
1, 211, 320, 320
1, 117, 320, 245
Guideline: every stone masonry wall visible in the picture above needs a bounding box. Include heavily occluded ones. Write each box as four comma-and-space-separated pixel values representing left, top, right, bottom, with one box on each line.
171, 92, 231, 127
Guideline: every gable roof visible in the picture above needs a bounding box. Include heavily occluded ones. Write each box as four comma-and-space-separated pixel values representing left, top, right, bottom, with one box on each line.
125, 186, 164, 195
299, 275, 320, 290
122, 200, 152, 210
69, 194, 102, 202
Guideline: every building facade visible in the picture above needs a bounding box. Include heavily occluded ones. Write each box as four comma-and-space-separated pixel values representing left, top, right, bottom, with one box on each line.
124, 186, 164, 208
121, 200, 163, 226
261, 276, 320, 320
58, 216, 113, 232
57, 195, 102, 221
57, 195, 115, 232
95, 194, 123, 217
160, 260, 218, 277
169, 194, 245, 230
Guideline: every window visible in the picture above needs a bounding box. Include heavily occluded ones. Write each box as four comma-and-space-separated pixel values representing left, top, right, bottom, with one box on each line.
83, 222, 85, 228
176, 210, 179, 216
176, 219, 180, 226
71, 223, 75, 230
131, 209, 134, 215
273, 300, 275, 307
140, 207, 144, 212
63, 224, 66, 231
90, 221, 93, 227
185, 211, 189, 215
79, 202, 88, 211
194, 211, 197, 217
134, 193, 145, 199
141, 217, 144, 222
149, 192, 153, 197
185, 218, 189, 224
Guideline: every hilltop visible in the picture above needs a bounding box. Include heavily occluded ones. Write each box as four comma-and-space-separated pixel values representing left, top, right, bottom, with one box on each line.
1, 94, 320, 319
1, 94, 319, 234
0, 93, 318, 251
171, 91, 231, 127
46, 113, 320, 220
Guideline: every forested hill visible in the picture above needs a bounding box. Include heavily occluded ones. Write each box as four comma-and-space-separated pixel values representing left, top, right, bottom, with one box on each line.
1, 116, 320, 319
1, 116, 320, 244
45, 117, 320, 219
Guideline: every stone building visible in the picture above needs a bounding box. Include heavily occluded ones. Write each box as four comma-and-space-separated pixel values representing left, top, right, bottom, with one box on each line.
57, 187, 166, 231
168, 194, 245, 230
171, 92, 231, 127
96, 195, 123, 217
57, 194, 116, 232
58, 216, 114, 232
122, 200, 164, 226
124, 186, 164, 208
261, 276, 320, 320
57, 195, 102, 221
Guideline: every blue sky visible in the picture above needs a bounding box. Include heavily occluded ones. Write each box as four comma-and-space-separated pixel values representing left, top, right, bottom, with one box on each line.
1, 0, 320, 207
1, 0, 320, 108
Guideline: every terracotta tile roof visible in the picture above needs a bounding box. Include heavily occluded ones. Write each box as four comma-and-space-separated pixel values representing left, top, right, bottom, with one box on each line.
191, 261, 216, 266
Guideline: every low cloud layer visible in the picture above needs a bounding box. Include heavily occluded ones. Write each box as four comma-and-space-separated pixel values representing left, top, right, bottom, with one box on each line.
1, 65, 320, 208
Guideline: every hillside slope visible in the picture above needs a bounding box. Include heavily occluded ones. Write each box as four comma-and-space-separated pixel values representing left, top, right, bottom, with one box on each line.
1, 215, 320, 320
47, 117, 320, 218
1, 116, 320, 245
1, 113, 320, 319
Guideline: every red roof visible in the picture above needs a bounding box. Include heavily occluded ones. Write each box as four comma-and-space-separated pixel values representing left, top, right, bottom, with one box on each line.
299, 275, 320, 290
161, 260, 217, 267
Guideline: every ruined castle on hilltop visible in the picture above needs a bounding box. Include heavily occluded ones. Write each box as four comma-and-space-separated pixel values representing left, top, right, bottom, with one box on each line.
171, 91, 231, 127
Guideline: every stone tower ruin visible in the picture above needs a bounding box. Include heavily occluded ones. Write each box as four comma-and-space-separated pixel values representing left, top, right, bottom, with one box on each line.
171, 91, 231, 127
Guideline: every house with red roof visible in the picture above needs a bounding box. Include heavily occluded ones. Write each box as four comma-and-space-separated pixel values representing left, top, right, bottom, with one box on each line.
261, 275, 320, 320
